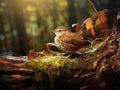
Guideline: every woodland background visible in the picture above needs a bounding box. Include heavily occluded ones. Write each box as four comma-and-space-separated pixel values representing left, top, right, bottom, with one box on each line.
0, 0, 120, 55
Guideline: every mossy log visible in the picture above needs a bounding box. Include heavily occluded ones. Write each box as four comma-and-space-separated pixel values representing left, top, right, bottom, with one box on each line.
26, 18, 120, 90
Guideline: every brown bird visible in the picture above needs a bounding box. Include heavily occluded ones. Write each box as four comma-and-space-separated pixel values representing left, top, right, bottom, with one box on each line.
52, 26, 90, 53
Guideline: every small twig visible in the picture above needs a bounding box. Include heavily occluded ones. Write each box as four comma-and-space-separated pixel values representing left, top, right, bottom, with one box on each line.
87, 0, 98, 12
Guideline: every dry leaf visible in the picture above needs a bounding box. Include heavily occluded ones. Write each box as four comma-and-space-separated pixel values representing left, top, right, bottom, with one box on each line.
95, 10, 108, 28
90, 27, 96, 36
85, 18, 93, 30
81, 10, 109, 37
84, 18, 96, 36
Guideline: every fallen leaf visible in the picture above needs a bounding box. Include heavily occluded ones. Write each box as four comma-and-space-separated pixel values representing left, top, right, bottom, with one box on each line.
90, 27, 96, 36
95, 10, 108, 28
85, 18, 93, 30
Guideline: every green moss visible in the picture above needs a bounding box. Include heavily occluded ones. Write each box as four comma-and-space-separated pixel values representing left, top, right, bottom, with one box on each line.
26, 56, 78, 90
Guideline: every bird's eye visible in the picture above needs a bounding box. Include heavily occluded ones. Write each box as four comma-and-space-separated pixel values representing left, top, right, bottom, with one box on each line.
59, 29, 62, 32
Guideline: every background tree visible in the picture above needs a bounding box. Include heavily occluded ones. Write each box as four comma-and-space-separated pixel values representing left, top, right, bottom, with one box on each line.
10, 0, 29, 55
67, 0, 77, 31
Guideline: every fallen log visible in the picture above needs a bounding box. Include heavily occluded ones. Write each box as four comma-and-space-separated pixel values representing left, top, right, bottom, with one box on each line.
0, 57, 35, 90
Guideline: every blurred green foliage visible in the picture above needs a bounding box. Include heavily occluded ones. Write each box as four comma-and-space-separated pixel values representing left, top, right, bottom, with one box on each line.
0, 0, 119, 55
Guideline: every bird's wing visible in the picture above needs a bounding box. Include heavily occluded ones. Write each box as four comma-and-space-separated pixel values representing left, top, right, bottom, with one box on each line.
59, 33, 83, 47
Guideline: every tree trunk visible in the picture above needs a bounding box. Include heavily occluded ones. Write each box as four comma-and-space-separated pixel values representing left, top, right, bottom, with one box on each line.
67, 0, 77, 30
0, 15, 8, 53
11, 0, 29, 55
7, 0, 19, 54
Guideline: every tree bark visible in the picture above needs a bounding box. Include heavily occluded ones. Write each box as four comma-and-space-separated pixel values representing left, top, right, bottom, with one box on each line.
0, 56, 34, 90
